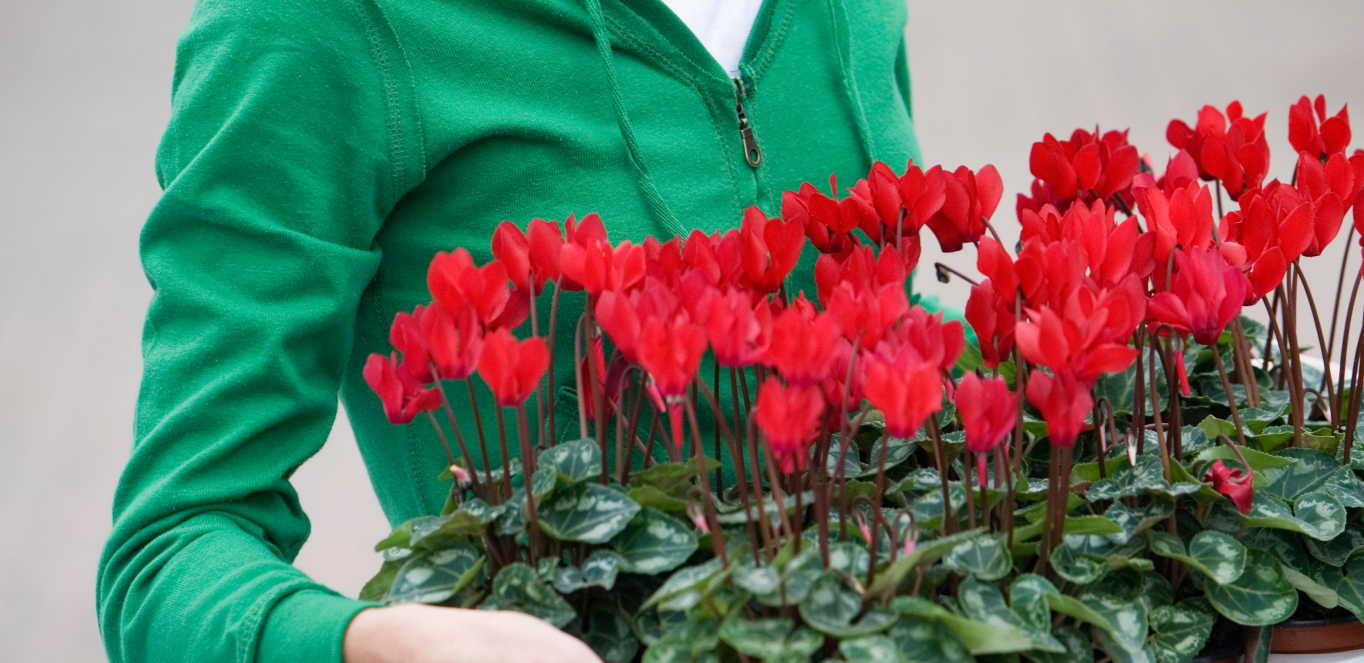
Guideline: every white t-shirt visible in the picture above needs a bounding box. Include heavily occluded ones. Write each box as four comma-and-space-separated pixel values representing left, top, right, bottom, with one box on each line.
659, 0, 765, 77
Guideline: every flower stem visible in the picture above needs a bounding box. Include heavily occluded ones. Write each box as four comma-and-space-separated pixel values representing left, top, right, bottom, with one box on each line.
1212, 346, 1248, 447
1336, 269, 1364, 429
428, 371, 485, 499
544, 279, 563, 446
494, 405, 513, 504
573, 315, 589, 441
515, 403, 541, 565
1295, 267, 1338, 425
464, 379, 495, 493
928, 417, 956, 535
684, 398, 727, 567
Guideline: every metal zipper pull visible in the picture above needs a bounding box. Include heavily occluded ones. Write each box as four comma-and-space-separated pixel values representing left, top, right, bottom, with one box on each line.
734, 78, 762, 168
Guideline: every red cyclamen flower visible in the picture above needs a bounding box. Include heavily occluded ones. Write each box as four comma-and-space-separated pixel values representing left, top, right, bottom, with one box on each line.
754, 379, 825, 474
364, 352, 441, 424
740, 205, 806, 293
477, 329, 549, 406
1289, 95, 1351, 161
1147, 247, 1249, 346
420, 301, 484, 381
863, 346, 943, 439
637, 317, 707, 399
1204, 459, 1254, 515
427, 248, 527, 329
1025, 370, 1091, 448
955, 373, 1019, 486
923, 165, 1004, 253
763, 302, 843, 387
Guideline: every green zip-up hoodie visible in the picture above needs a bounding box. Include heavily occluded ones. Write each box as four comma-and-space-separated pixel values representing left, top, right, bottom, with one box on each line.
98, 0, 922, 661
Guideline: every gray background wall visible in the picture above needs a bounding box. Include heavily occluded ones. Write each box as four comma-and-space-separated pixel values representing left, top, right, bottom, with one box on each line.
2, 1, 1362, 660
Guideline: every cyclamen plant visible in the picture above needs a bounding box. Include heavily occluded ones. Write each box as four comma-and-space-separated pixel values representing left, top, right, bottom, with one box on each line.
362, 94, 1364, 663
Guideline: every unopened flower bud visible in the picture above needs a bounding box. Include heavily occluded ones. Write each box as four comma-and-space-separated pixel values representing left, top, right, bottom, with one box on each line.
450, 464, 472, 485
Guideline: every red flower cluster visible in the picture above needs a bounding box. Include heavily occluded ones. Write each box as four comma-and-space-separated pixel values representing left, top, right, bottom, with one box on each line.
1167, 101, 1270, 200
1020, 128, 1141, 214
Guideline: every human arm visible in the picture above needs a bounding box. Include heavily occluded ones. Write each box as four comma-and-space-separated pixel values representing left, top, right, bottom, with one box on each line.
96, 0, 424, 661
343, 606, 601, 663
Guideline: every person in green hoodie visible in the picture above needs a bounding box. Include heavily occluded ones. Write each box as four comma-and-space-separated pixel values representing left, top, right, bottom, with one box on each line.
97, 0, 924, 661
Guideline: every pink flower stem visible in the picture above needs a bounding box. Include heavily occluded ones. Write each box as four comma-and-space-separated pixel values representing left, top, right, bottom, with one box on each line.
927, 417, 956, 536
1212, 344, 1249, 447
745, 415, 775, 557
1342, 327, 1364, 466
494, 404, 513, 504
427, 371, 485, 499
693, 377, 759, 559
515, 403, 542, 565
684, 397, 727, 568
582, 301, 608, 483
463, 379, 496, 495
760, 432, 796, 555
1335, 269, 1364, 427
573, 316, 589, 441
1295, 267, 1337, 425
544, 278, 563, 447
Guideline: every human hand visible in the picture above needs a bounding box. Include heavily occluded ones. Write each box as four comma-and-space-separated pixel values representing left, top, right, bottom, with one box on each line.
343, 604, 603, 663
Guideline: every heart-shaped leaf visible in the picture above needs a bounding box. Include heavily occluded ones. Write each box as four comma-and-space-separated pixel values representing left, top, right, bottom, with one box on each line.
1202, 550, 1298, 625
856, 436, 917, 477
957, 577, 1064, 652
943, 534, 1012, 581
1105, 500, 1173, 545
538, 482, 641, 544
1241, 491, 1345, 541
1080, 591, 1148, 653
609, 507, 697, 575
886, 616, 973, 662
538, 438, 601, 484
553, 550, 625, 593
1148, 530, 1246, 585
585, 603, 639, 663
478, 562, 577, 628
1050, 543, 1108, 584
386, 543, 484, 604
1149, 599, 1215, 663
1307, 523, 1364, 566
798, 572, 895, 637
1026, 624, 1093, 663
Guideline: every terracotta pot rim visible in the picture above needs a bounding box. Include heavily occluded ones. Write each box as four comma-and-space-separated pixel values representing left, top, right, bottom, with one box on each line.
1276, 612, 1362, 628
1272, 615, 1364, 654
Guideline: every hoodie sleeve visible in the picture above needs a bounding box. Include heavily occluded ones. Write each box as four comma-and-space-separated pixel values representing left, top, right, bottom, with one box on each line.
96, 1, 424, 662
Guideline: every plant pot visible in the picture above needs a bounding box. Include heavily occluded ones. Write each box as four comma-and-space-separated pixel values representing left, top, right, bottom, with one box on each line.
1271, 612, 1364, 654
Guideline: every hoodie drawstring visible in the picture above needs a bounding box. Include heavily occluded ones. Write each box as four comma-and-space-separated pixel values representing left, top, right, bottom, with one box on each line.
581, 0, 686, 237
827, 0, 877, 170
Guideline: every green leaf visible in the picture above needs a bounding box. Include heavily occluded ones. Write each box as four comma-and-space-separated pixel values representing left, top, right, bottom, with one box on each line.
387, 543, 485, 604
585, 603, 640, 663
887, 616, 973, 663
731, 556, 780, 595
1080, 591, 1148, 653
1025, 625, 1093, 663
538, 438, 602, 484
1194, 444, 1295, 472
908, 483, 967, 529
1240, 492, 1346, 541
553, 550, 625, 593
1148, 531, 1246, 585
718, 616, 793, 660
1251, 425, 1295, 452
1307, 523, 1364, 566
644, 618, 720, 663
609, 507, 697, 575
957, 577, 1064, 653
1258, 448, 1338, 500
478, 562, 577, 628
359, 560, 401, 602
838, 635, 898, 663
628, 485, 688, 512
798, 572, 895, 637
374, 518, 421, 551
1281, 564, 1338, 609
629, 456, 719, 492
942, 534, 1012, 581
643, 557, 726, 610
1087, 456, 1169, 500
857, 436, 917, 477
1148, 601, 1215, 663
956, 341, 984, 374
869, 528, 987, 597
1006, 574, 1056, 633
1197, 416, 1238, 442
1202, 550, 1298, 626
529, 466, 558, 499
537, 482, 641, 544
1104, 500, 1173, 545
1325, 555, 1364, 623
1050, 544, 1107, 585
